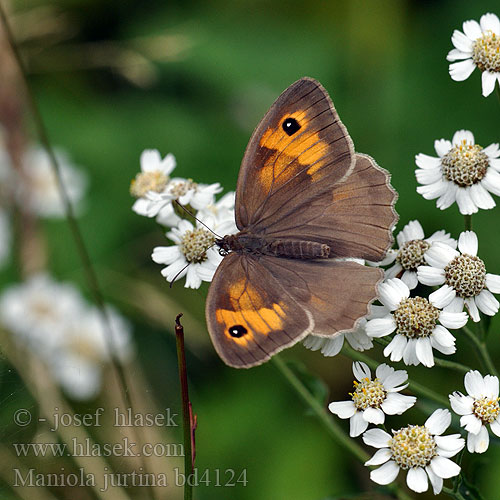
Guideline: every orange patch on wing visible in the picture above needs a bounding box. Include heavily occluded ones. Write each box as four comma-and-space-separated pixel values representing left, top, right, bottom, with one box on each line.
257, 113, 329, 192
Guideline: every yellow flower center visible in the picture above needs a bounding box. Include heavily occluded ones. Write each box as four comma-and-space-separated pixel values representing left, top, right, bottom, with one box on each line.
441, 141, 489, 187
350, 377, 386, 410
130, 171, 168, 197
472, 31, 500, 72
397, 240, 431, 271
444, 254, 486, 298
180, 228, 215, 263
473, 397, 500, 424
393, 297, 440, 338
390, 425, 437, 469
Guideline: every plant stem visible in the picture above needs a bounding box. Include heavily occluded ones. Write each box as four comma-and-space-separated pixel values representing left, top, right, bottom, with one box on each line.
461, 325, 498, 376
496, 81, 500, 108
464, 215, 472, 231
175, 314, 195, 500
342, 345, 449, 406
442, 486, 468, 500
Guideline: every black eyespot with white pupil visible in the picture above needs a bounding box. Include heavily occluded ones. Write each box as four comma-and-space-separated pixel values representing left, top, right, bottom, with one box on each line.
282, 117, 301, 136
229, 325, 247, 338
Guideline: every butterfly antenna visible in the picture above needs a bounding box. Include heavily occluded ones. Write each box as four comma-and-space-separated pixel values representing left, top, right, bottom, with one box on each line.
174, 200, 221, 238
169, 262, 191, 289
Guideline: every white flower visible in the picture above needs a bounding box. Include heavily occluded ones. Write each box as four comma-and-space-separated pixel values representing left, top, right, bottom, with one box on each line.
131, 149, 222, 222
363, 409, 464, 495
365, 278, 468, 367
418, 231, 500, 322
450, 370, 500, 454
131, 150, 176, 215
0, 208, 11, 269
152, 208, 236, 288
384, 220, 456, 289
18, 146, 88, 218
415, 130, 500, 215
328, 362, 416, 437
447, 13, 500, 97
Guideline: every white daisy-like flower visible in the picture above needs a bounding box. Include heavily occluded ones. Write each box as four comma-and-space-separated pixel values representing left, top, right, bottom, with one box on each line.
131, 149, 176, 215
450, 370, 500, 454
0, 208, 11, 269
418, 231, 500, 322
447, 13, 500, 97
415, 130, 500, 215
365, 278, 468, 367
384, 220, 456, 289
152, 208, 236, 288
18, 146, 88, 218
328, 361, 416, 437
363, 409, 464, 495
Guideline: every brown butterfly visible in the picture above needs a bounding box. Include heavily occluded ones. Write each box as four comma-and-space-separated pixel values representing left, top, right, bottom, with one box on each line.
206, 77, 397, 368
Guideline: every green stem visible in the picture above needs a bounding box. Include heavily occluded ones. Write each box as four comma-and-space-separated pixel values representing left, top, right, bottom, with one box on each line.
175, 315, 194, 500
461, 325, 498, 376
464, 215, 472, 231
442, 486, 468, 500
342, 345, 449, 406
496, 81, 500, 108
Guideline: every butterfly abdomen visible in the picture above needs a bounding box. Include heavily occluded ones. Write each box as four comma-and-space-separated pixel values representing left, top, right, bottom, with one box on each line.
218, 233, 329, 259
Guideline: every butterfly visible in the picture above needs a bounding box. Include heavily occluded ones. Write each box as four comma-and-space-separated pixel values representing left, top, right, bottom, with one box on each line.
206, 77, 397, 368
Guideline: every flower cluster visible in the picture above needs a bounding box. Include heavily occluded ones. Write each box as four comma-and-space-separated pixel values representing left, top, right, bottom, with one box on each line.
131, 150, 237, 288
0, 274, 134, 400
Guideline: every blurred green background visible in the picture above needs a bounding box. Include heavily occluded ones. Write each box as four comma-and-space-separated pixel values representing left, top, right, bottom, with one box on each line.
2, 0, 500, 498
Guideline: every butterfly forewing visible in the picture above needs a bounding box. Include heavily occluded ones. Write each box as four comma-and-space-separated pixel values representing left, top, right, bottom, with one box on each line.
235, 77, 355, 230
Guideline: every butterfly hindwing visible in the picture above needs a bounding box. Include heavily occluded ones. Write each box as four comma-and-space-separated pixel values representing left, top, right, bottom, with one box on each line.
235, 77, 355, 230
206, 253, 383, 368
206, 252, 314, 368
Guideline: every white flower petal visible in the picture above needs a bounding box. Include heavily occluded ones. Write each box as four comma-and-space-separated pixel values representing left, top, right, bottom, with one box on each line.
406, 467, 428, 493
438, 310, 468, 329
380, 368, 407, 390
417, 180, 448, 200
462, 20, 482, 40
490, 419, 500, 437
435, 434, 465, 457
456, 187, 478, 215
431, 325, 456, 347
401, 270, 419, 290
415, 167, 442, 185
449, 392, 474, 415
434, 139, 452, 157
415, 154, 442, 169
430, 336, 456, 355
151, 245, 182, 264
349, 411, 369, 437
429, 455, 461, 479
365, 316, 397, 338
436, 182, 459, 210
320, 336, 345, 356
140, 149, 162, 172
467, 424, 489, 453
446, 48, 471, 61
370, 461, 400, 485
362, 428, 392, 448
475, 289, 499, 316
486, 273, 500, 293
480, 13, 500, 35
458, 230, 478, 256
426, 466, 443, 495
417, 265, 446, 286
403, 338, 419, 366
363, 407, 385, 425
375, 363, 394, 383
449, 58, 476, 81
365, 448, 392, 466
484, 374, 499, 399
381, 392, 416, 415
425, 408, 451, 436
460, 414, 482, 434
444, 296, 465, 313
424, 242, 458, 268
452, 130, 475, 146
427, 230, 457, 248
353, 361, 371, 381
470, 182, 496, 210
416, 337, 434, 367
483, 168, 500, 196
465, 297, 480, 322
465, 370, 485, 398
384, 334, 407, 362
378, 279, 410, 310
429, 285, 456, 308
328, 400, 357, 419
451, 30, 474, 52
